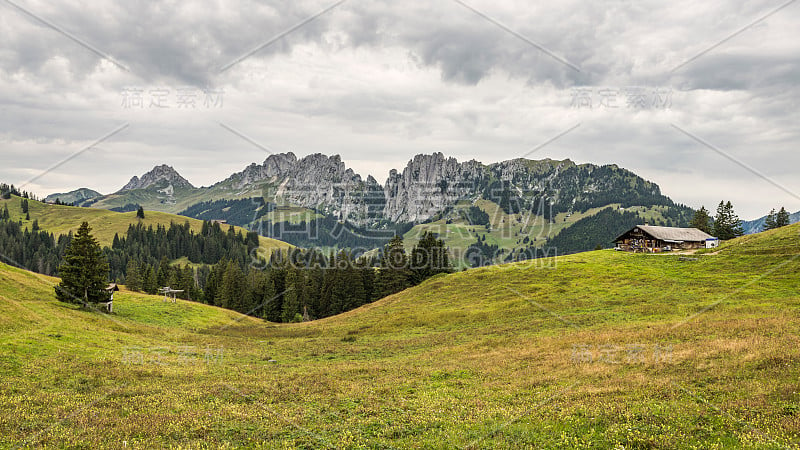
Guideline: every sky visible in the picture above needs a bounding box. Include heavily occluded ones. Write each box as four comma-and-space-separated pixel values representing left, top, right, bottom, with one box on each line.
1, 0, 799, 219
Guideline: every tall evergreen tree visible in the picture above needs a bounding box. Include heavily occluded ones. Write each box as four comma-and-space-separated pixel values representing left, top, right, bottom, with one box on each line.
690, 206, 713, 234
141, 264, 158, 294
281, 266, 305, 322
125, 259, 141, 291
250, 270, 276, 319
136, 206, 145, 219
376, 235, 411, 298
55, 222, 110, 306
776, 207, 791, 228
712, 201, 744, 240
410, 231, 452, 283
156, 256, 171, 288
764, 208, 778, 231
217, 260, 250, 312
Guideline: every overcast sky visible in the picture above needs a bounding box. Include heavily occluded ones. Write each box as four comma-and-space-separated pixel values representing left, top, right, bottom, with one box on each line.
1, 0, 799, 219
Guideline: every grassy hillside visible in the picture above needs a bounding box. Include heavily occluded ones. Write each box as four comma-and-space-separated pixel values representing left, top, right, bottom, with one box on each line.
404, 200, 685, 268
0, 224, 799, 447
0, 195, 292, 252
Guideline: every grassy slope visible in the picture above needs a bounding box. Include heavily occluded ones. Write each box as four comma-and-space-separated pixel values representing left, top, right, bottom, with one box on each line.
0, 195, 292, 252
405, 200, 680, 267
1, 225, 799, 448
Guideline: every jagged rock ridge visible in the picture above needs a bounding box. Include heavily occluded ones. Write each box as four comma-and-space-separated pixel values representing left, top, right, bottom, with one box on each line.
121, 165, 194, 191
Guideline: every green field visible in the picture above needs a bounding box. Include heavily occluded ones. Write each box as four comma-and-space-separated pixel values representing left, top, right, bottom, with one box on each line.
0, 196, 292, 253
0, 223, 799, 447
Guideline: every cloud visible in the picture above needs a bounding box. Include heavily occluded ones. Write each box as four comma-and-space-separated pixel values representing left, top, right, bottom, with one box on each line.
0, 0, 798, 218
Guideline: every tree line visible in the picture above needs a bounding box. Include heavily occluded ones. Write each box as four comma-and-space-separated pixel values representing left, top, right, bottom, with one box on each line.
2, 202, 452, 321
121, 232, 451, 322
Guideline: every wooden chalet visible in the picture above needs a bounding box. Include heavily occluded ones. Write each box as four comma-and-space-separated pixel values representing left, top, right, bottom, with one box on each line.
614, 225, 715, 253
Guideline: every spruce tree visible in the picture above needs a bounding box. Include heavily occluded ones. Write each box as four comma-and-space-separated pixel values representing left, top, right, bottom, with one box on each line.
156, 256, 171, 287
376, 236, 411, 298
776, 207, 791, 228
125, 259, 141, 291
136, 206, 145, 219
141, 264, 158, 294
281, 266, 304, 322
181, 266, 197, 300
55, 222, 110, 306
250, 270, 276, 319
410, 231, 452, 284
690, 206, 713, 234
713, 201, 744, 240
764, 209, 778, 231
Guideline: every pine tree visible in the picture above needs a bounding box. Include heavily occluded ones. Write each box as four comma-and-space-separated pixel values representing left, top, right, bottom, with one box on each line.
217, 261, 251, 312
264, 260, 286, 321
136, 206, 145, 219
776, 207, 791, 228
203, 260, 226, 305
713, 201, 744, 240
55, 222, 110, 306
156, 256, 171, 288
1, 205, 9, 221
281, 266, 305, 322
410, 231, 452, 284
141, 264, 158, 294
376, 236, 411, 298
20, 198, 28, 214
125, 259, 141, 291
250, 270, 276, 319
764, 209, 778, 231
181, 266, 197, 300
690, 206, 713, 234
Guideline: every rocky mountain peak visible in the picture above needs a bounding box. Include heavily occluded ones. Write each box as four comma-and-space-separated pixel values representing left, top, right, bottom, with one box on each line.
121, 165, 194, 191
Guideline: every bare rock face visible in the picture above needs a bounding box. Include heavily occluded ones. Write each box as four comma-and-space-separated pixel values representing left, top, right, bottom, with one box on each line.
121, 165, 194, 191
218, 153, 385, 225
216, 152, 587, 225
109, 152, 668, 229
382, 153, 485, 223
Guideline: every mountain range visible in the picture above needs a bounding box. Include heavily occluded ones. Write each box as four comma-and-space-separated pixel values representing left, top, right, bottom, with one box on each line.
74, 152, 679, 222
53, 153, 697, 263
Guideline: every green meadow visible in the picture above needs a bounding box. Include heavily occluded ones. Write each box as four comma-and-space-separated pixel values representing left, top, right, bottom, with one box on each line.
0, 196, 292, 252
0, 223, 799, 448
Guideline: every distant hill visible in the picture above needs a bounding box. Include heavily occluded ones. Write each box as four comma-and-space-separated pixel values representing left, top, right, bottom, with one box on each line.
0, 194, 292, 252
741, 210, 800, 234
44, 188, 101, 205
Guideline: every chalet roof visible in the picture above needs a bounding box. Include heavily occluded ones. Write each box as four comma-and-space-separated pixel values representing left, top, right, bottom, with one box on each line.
615, 225, 715, 243
105, 283, 120, 292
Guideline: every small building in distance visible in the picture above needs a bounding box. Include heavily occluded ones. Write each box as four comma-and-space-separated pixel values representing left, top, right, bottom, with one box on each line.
210, 219, 227, 225
614, 225, 715, 252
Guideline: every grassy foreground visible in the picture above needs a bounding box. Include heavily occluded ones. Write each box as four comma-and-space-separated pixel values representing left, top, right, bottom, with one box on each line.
0, 224, 799, 448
